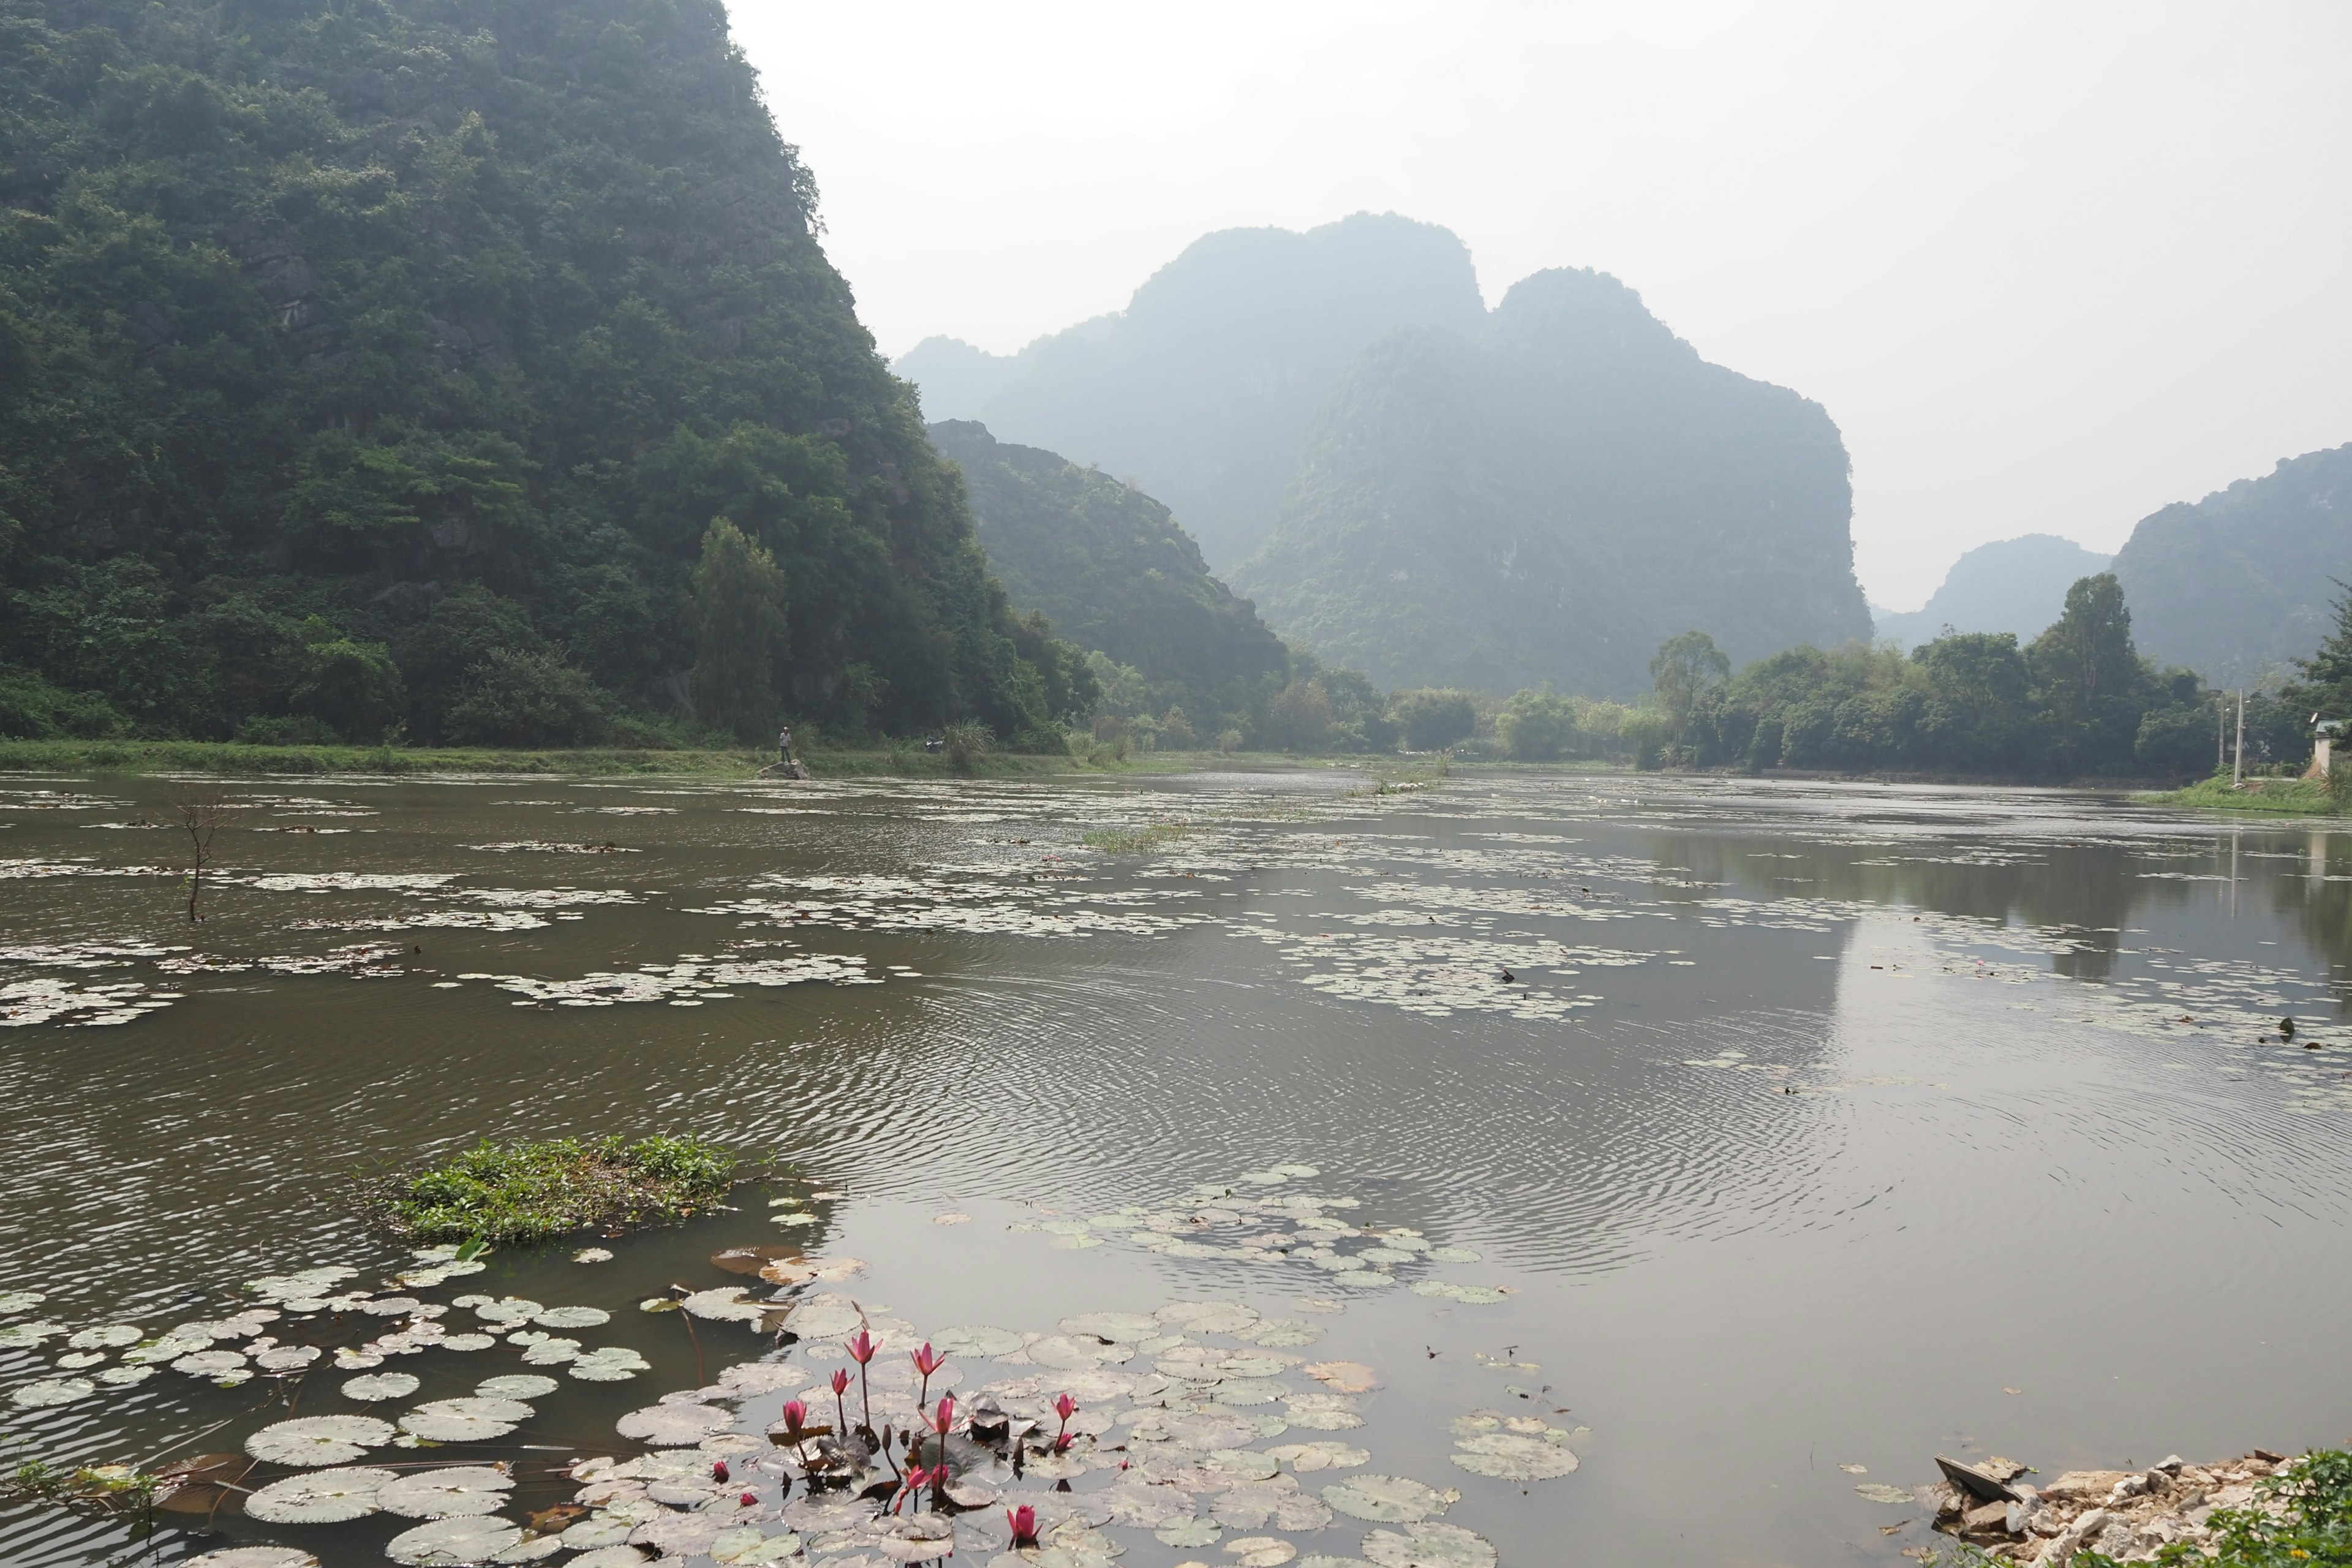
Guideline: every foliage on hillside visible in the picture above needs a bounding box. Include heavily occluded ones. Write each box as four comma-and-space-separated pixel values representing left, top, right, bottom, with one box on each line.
1873, 533, 2113, 651
0, 0, 1090, 748
900, 213, 1487, 572
2112, 441, 2352, 686
1230, 266, 1874, 698
929, 420, 1287, 738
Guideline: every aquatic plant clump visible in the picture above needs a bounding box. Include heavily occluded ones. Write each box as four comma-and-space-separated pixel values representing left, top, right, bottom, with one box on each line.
382, 1134, 737, 1243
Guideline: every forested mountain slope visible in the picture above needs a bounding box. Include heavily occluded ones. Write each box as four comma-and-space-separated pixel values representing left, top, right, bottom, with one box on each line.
1228, 267, 1872, 696
929, 420, 1287, 729
894, 213, 1487, 572
2111, 443, 2352, 687
0, 0, 1087, 745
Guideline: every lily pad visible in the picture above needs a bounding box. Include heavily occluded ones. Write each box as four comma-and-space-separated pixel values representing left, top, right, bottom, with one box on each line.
385, 1515, 524, 1566
255, 1346, 322, 1373
1226, 1537, 1300, 1567
1406, 1283, 1507, 1305
568, 1347, 650, 1382
1282, 1393, 1365, 1431
1156, 1517, 1221, 1547
1304, 1362, 1381, 1393
616, 1401, 731, 1445
477, 1374, 560, 1398
712, 1528, 806, 1564
1855, 1483, 1913, 1504
342, 1372, 421, 1401
532, 1306, 610, 1329
173, 1349, 249, 1376
400, 1396, 534, 1442
244, 1466, 396, 1523
246, 1416, 397, 1466
1061, 1311, 1160, 1340
440, 1333, 497, 1351
573, 1248, 615, 1264
1322, 1475, 1460, 1523
0, 1321, 67, 1349
67, 1324, 144, 1350
519, 1337, 582, 1366
781, 1297, 868, 1339
569, 1550, 655, 1568
0, 1291, 48, 1314
1450, 1433, 1578, 1480
1360, 1521, 1498, 1567
186, 1551, 320, 1568
53, 1350, 104, 1370
97, 1365, 155, 1385
680, 1287, 766, 1323
1267, 1442, 1370, 1471
379, 1465, 516, 1519
10, 1376, 95, 1408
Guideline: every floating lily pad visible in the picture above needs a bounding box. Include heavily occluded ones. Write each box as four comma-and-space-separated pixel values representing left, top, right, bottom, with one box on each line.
385, 1515, 524, 1566
96, 1365, 154, 1385
1227, 1537, 1300, 1567
1450, 1433, 1578, 1480
1282, 1393, 1365, 1431
67, 1324, 143, 1349
244, 1466, 396, 1523
712, 1528, 806, 1564
1156, 1302, 1262, 1335
174, 1349, 249, 1376
10, 1376, 94, 1408
532, 1305, 609, 1329
1061, 1311, 1159, 1340
440, 1333, 496, 1351
477, 1374, 559, 1399
378, 1465, 516, 1519
1855, 1483, 1913, 1504
470, 1298, 541, 1325
1267, 1442, 1371, 1471
573, 1248, 614, 1264
254, 1346, 321, 1373
186, 1550, 320, 1568
679, 1287, 766, 1322
568, 1347, 649, 1381
54, 1350, 104, 1370
1425, 1248, 1482, 1264
519, 1336, 582, 1366
247, 1415, 396, 1466
1156, 1517, 1221, 1548
342, 1372, 421, 1401
1304, 1362, 1381, 1393
1406, 1283, 1507, 1305
399, 1396, 532, 1442
568, 1550, 655, 1568
0, 1321, 67, 1349
0, 1291, 46, 1314
1323, 1475, 1460, 1523
1360, 1521, 1498, 1567
785, 1297, 869, 1339
616, 1401, 731, 1445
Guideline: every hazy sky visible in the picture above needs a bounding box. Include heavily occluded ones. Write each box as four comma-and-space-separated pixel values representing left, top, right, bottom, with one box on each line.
731, 1, 2352, 610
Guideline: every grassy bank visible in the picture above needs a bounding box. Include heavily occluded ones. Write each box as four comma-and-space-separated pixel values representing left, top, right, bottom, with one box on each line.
2139, 774, 2343, 816
377, 1134, 737, 1243
0, 737, 1126, 779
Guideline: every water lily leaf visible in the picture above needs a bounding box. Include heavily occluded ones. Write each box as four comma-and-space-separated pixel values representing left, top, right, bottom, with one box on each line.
1855, 1483, 1912, 1504
10, 1376, 95, 1408
573, 1248, 615, 1264
247, 1415, 396, 1466
1267, 1442, 1370, 1472
1155, 1302, 1261, 1335
55, 1350, 104, 1370
713, 1245, 796, 1276
67, 1324, 143, 1350
1061, 1311, 1159, 1340
1322, 1475, 1460, 1523
713, 1528, 806, 1564
488, 1536, 563, 1563
1227, 1537, 1299, 1567
1449, 1433, 1577, 1480
254, 1346, 321, 1372
1156, 1517, 1221, 1547
1406, 1283, 1506, 1305
1425, 1248, 1482, 1264
96, 1365, 154, 1385
519, 1337, 582, 1366
472, 1298, 541, 1326
440, 1333, 497, 1351
532, 1306, 610, 1329
385, 1515, 524, 1566
1234, 1318, 1321, 1349
0, 1291, 47, 1314
561, 1519, 636, 1548
173, 1349, 249, 1376
243, 1466, 396, 1523
379, 1464, 516, 1519
399, 1397, 533, 1442
0, 1321, 67, 1349
568, 1549, 655, 1568
568, 1347, 649, 1382
1281, 1394, 1363, 1431
1206, 1449, 1280, 1480
680, 1287, 767, 1323
342, 1372, 421, 1401
185, 1550, 319, 1568
782, 1296, 867, 1338
360, 1296, 424, 1317
616, 1401, 731, 1445
1303, 1362, 1381, 1393
1360, 1521, 1498, 1568
477, 1374, 559, 1399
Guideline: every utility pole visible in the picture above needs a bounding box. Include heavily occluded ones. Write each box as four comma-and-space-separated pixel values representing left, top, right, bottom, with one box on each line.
2233, 689, 2246, 787
2217, 694, 2226, 775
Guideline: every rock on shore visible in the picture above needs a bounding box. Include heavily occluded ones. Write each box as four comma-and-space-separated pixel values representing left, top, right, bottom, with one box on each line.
1931, 1450, 2296, 1562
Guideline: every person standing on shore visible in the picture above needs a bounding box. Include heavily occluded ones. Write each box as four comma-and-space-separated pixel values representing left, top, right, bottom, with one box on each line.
777, 725, 793, 766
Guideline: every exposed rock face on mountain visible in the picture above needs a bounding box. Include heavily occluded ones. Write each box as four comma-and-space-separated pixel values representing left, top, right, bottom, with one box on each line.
2112, 443, 2352, 685
1227, 267, 1872, 696
1875, 535, 2115, 651
894, 213, 1487, 571
930, 421, 1287, 717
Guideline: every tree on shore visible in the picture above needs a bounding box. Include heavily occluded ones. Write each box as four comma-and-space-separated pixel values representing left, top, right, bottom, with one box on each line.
690, 521, 790, 744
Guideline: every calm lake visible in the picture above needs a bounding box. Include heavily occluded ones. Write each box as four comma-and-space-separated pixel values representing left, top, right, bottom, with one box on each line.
3, 769, 2349, 1568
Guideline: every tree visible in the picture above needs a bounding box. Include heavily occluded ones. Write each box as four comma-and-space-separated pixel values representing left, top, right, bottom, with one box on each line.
690, 521, 791, 744
1649, 631, 1730, 741
2028, 573, 2149, 772
2283, 580, 2352, 724
1390, 689, 1477, 751
1497, 687, 1575, 760
1266, 679, 1333, 752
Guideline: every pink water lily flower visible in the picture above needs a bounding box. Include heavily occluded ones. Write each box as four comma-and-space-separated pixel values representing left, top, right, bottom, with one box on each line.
846, 1329, 876, 1364
1007, 1503, 1039, 1547
711, 1460, 729, 1483
932, 1392, 956, 1434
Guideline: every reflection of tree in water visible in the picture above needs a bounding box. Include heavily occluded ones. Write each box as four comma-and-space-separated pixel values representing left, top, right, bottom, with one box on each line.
2266, 830, 2352, 1016
1649, 834, 2176, 983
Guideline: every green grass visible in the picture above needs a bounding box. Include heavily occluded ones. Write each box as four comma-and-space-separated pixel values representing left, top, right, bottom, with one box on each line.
1082, 819, 1200, 854
2139, 774, 2343, 816
380, 1133, 738, 1243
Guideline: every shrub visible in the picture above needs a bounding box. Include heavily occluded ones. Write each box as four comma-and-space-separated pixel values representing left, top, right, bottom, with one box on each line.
443, 649, 612, 747
943, 720, 992, 772
1497, 687, 1575, 760
384, 1134, 737, 1243
1390, 688, 1478, 751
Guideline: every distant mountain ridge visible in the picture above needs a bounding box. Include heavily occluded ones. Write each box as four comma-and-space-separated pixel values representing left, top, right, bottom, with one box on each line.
2112, 442, 2352, 685
1225, 266, 1871, 696
895, 213, 1487, 571
1875, 535, 2114, 652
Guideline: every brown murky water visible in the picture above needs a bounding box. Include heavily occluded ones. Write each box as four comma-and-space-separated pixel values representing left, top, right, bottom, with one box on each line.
2, 769, 2350, 1567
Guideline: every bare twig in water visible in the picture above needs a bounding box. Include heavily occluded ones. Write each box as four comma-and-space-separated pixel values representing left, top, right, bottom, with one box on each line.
168, 785, 233, 922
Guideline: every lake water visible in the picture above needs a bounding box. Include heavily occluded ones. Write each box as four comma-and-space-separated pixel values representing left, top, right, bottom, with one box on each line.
3, 769, 2350, 1568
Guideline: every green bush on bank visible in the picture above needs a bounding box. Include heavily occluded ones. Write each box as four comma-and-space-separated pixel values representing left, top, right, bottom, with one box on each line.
382, 1134, 736, 1244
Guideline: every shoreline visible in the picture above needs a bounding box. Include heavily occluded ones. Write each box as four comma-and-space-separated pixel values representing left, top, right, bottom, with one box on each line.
1921, 1447, 2332, 1564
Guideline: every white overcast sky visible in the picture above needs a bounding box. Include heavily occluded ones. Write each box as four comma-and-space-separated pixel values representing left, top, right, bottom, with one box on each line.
729, 1, 2352, 609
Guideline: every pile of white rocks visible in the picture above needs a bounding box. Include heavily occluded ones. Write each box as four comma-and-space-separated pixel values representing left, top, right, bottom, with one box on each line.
1931, 1449, 2297, 1563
